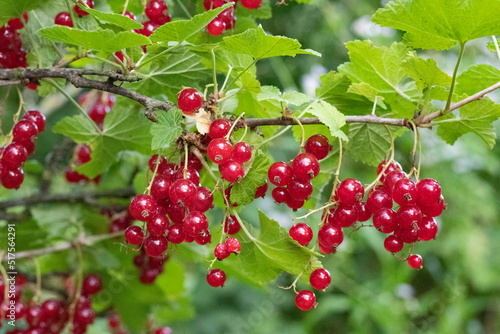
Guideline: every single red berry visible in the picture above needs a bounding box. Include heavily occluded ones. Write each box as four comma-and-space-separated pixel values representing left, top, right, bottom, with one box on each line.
193, 186, 214, 212
420, 195, 445, 217
384, 234, 404, 253
166, 201, 186, 224
335, 178, 364, 206
207, 17, 226, 36
167, 224, 185, 244
207, 138, 233, 164
149, 154, 168, 174
225, 237, 241, 253
108, 313, 120, 329
2, 143, 28, 169
41, 299, 62, 320
318, 223, 344, 252
145, 0, 170, 25
355, 202, 372, 222
377, 160, 402, 182
183, 211, 209, 237
207, 268, 226, 287
169, 179, 197, 207
289, 223, 313, 246
26, 305, 43, 327
416, 178, 442, 207
304, 134, 331, 160
178, 88, 203, 114
394, 225, 420, 244
129, 194, 157, 222
241, 0, 263, 9
89, 103, 110, 124
173, 166, 200, 185
330, 205, 358, 228
123, 11, 136, 20
124, 225, 144, 245
23, 110, 46, 132
55, 12, 73, 27
147, 215, 170, 237
82, 273, 102, 295
232, 142, 252, 163
195, 228, 212, 245
224, 215, 241, 235
396, 204, 422, 229
272, 186, 290, 203
287, 178, 313, 201
144, 235, 168, 257
140, 267, 159, 284
209, 119, 231, 139
220, 160, 244, 183
292, 153, 320, 180
383, 170, 407, 195
366, 190, 392, 213
286, 196, 305, 210
13, 120, 38, 145
254, 181, 268, 198
309, 268, 331, 290
1, 168, 24, 189
408, 254, 423, 269
204, 0, 225, 10
268, 161, 293, 186
185, 152, 203, 171
295, 290, 316, 311
151, 175, 172, 200
74, 0, 94, 16
392, 178, 418, 206
373, 208, 397, 233
218, 7, 236, 29
418, 216, 438, 241
214, 243, 229, 260
76, 145, 92, 164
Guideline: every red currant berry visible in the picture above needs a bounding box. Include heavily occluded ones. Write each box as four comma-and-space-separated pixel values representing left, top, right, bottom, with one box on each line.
383, 170, 407, 195
418, 216, 438, 241
1, 168, 24, 189
108, 313, 120, 329
82, 273, 102, 295
74, 0, 94, 16
183, 211, 209, 237
289, 223, 313, 246
305, 134, 331, 160
204, 0, 225, 10
207, 138, 233, 164
76, 144, 91, 164
272, 186, 290, 203
254, 181, 268, 198
124, 225, 144, 245
147, 215, 170, 237
214, 243, 229, 260
2, 143, 28, 169
55, 12, 73, 27
373, 208, 397, 233
416, 178, 442, 207
336, 178, 364, 206
169, 179, 197, 207
26, 304, 43, 327
394, 225, 420, 244
174, 166, 200, 185
218, 7, 236, 29
309, 268, 331, 290
148, 154, 168, 174
123, 11, 136, 20
195, 228, 212, 245
377, 160, 402, 182
292, 153, 320, 180
207, 17, 226, 36
140, 267, 159, 284
392, 178, 418, 206
145, 0, 170, 24
221, 160, 244, 183
355, 201, 372, 222
366, 190, 392, 213
13, 120, 38, 144
330, 204, 358, 228
209, 119, 231, 139
295, 290, 316, 311
408, 254, 423, 269
287, 178, 313, 201
150, 175, 172, 200
384, 234, 404, 253
420, 195, 445, 217
286, 196, 305, 210
224, 215, 241, 235
184, 152, 203, 171
207, 269, 226, 287
268, 161, 293, 186
89, 103, 110, 124
225, 237, 241, 253
166, 201, 186, 224
144, 235, 168, 257
232, 142, 252, 163
167, 224, 185, 244
318, 223, 344, 251
178, 88, 203, 114
41, 299, 62, 320
23, 110, 46, 132
193, 186, 214, 212
241, 0, 262, 9
396, 204, 422, 229
129, 194, 157, 222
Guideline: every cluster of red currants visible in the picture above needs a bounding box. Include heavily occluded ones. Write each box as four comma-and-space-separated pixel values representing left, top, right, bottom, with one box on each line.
54, 0, 95, 27
107, 312, 172, 334
64, 144, 100, 184
204, 0, 263, 36
0, 110, 46, 189
269, 134, 332, 210
0, 273, 102, 334
0, 13, 29, 71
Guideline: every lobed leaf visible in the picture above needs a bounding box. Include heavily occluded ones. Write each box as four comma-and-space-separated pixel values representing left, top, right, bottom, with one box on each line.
231, 150, 272, 206
307, 101, 348, 141
85, 7, 143, 30
455, 64, 500, 96
150, 108, 184, 150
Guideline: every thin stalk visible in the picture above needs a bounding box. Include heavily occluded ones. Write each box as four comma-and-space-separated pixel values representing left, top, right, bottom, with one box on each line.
145, 149, 163, 195
444, 43, 465, 113
176, 0, 192, 18
183, 142, 189, 179
371, 96, 378, 115
407, 120, 419, 179
33, 257, 42, 303
226, 112, 245, 140
289, 115, 305, 150
219, 66, 233, 95
492, 36, 500, 65
211, 48, 219, 99
121, 0, 130, 15
329, 137, 343, 200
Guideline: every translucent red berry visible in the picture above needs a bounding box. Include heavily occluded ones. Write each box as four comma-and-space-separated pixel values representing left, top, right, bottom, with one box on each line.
254, 181, 268, 198
383, 170, 407, 195
207, 268, 226, 287
129, 194, 157, 222
74, 0, 94, 16
377, 160, 402, 182
147, 215, 170, 237
124, 225, 144, 245
183, 211, 209, 237
220, 160, 244, 183
225, 237, 241, 253
23, 110, 46, 132
55, 12, 73, 27
287, 178, 313, 201
318, 223, 344, 252
395, 225, 420, 244
366, 190, 392, 213
195, 229, 212, 245
144, 235, 168, 257
193, 186, 214, 212
416, 178, 442, 207
355, 202, 371, 222
408, 254, 423, 269
241, 0, 262, 9
13, 120, 38, 145
286, 196, 305, 210
151, 175, 172, 200
420, 195, 445, 217
384, 234, 404, 253
372, 208, 397, 233
214, 243, 229, 260
304, 134, 331, 160
272, 186, 289, 203
232, 142, 252, 163
224, 215, 241, 235
148, 154, 168, 174
418, 216, 438, 241
209, 119, 231, 139
396, 204, 422, 229
2, 143, 28, 169
167, 224, 185, 244
392, 178, 418, 206
207, 138, 233, 164
330, 205, 358, 228
145, 0, 170, 25
295, 290, 316, 311
82, 274, 102, 295
268, 161, 293, 186
292, 153, 320, 180
309, 268, 331, 290
207, 17, 226, 36
336, 178, 364, 206
289, 223, 313, 246
204, 0, 225, 10
178, 88, 203, 114
169, 179, 197, 207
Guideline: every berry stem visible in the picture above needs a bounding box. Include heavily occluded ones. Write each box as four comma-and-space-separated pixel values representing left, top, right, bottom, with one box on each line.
33, 256, 42, 303
226, 112, 245, 140
183, 142, 189, 179
444, 43, 465, 113
288, 115, 306, 151
329, 137, 343, 200
294, 202, 336, 221
145, 149, 163, 195
121, 0, 130, 15
237, 124, 248, 143
42, 78, 101, 132
208, 213, 229, 270
219, 65, 233, 96
492, 35, 500, 65
211, 48, 219, 100
407, 120, 420, 181
191, 147, 218, 181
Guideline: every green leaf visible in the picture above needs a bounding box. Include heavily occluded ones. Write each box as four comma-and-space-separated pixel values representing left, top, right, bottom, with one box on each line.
372, 0, 500, 50
455, 64, 500, 96
257, 86, 311, 106
219, 211, 323, 285
436, 98, 500, 148
150, 109, 184, 150
221, 26, 320, 60
38, 26, 151, 53
347, 83, 386, 108
150, 4, 232, 43
347, 124, 391, 166
85, 7, 143, 30
0, 0, 49, 26
53, 102, 153, 178
231, 150, 272, 206
307, 101, 347, 140
487, 38, 500, 53
401, 56, 452, 90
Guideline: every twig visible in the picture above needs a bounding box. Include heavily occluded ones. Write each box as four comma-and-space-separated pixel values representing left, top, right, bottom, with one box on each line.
240, 115, 410, 128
